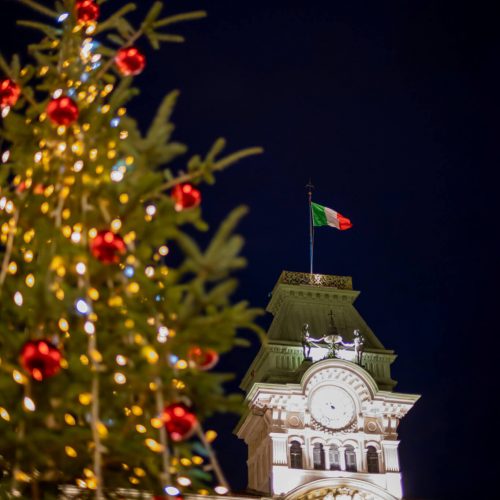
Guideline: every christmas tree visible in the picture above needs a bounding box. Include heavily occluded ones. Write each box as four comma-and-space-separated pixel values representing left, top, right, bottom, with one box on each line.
0, 1, 262, 497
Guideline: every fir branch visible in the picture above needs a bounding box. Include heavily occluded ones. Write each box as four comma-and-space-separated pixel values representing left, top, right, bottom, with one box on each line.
153, 33, 185, 43
95, 3, 137, 35
157, 147, 264, 193
0, 52, 12, 77
17, 0, 58, 19
142, 1, 164, 29
196, 423, 229, 490
0, 208, 20, 291
17, 20, 59, 37
154, 11, 207, 29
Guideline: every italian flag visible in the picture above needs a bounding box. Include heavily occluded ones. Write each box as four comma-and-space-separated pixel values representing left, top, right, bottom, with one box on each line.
311, 202, 352, 230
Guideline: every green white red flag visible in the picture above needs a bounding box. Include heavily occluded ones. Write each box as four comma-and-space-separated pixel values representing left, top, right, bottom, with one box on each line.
311, 202, 352, 230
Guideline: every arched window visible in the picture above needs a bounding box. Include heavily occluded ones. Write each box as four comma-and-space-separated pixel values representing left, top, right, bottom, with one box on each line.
367, 446, 379, 473
345, 445, 357, 472
329, 445, 341, 470
289, 441, 303, 469
313, 443, 325, 470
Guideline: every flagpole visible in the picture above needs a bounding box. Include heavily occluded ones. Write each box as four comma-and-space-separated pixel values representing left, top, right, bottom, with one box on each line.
306, 180, 314, 274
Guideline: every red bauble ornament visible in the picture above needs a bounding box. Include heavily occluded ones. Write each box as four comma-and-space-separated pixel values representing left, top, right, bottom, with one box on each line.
187, 346, 219, 371
90, 230, 126, 264
115, 47, 146, 76
47, 96, 79, 126
0, 79, 21, 108
162, 402, 197, 442
171, 183, 201, 211
20, 340, 62, 381
76, 0, 100, 23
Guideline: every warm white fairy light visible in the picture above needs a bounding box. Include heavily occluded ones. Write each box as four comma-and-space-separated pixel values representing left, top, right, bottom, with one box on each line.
114, 372, 126, 385
157, 326, 169, 343
2, 150, 10, 163
177, 476, 191, 487
23, 397, 35, 412
71, 232, 82, 244
14, 291, 23, 306
110, 170, 124, 182
145, 204, 157, 216
84, 321, 95, 335
116, 355, 127, 366
215, 486, 229, 495
145, 266, 155, 278
53, 88, 63, 99
75, 262, 86, 275
2, 106, 10, 118
73, 160, 84, 172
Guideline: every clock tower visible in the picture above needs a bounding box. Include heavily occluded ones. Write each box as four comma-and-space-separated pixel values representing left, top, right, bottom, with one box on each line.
235, 271, 419, 500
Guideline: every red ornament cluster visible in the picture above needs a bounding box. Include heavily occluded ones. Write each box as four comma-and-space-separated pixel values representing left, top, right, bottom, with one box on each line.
115, 47, 146, 76
187, 346, 219, 371
0, 78, 21, 108
90, 230, 126, 264
171, 183, 202, 211
162, 402, 197, 442
76, 0, 100, 23
47, 96, 79, 126
20, 340, 62, 381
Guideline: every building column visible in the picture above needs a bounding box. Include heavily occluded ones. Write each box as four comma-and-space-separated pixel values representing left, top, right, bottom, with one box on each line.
338, 446, 346, 471
324, 445, 331, 470
381, 440, 400, 472
363, 446, 370, 472
355, 445, 363, 472
270, 433, 288, 465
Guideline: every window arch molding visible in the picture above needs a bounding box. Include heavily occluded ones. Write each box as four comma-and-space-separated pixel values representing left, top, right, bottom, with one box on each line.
326, 438, 342, 447
288, 436, 305, 446
341, 438, 359, 448
364, 440, 381, 451
310, 436, 327, 446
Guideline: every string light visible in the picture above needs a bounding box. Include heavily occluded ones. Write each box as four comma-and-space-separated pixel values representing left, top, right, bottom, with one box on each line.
165, 486, 180, 496
14, 291, 23, 306
64, 413, 76, 426
57, 12, 70, 23
23, 397, 35, 412
114, 372, 126, 384
75, 298, 90, 315
75, 262, 87, 275
84, 321, 95, 335
115, 355, 127, 366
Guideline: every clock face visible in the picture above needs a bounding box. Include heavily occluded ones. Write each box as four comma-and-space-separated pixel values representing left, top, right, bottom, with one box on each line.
309, 386, 355, 430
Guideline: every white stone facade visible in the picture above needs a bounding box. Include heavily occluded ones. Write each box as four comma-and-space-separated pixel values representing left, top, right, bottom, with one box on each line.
236, 359, 419, 500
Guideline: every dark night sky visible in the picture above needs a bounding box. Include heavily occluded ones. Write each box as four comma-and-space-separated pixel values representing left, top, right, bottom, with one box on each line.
2, 1, 500, 499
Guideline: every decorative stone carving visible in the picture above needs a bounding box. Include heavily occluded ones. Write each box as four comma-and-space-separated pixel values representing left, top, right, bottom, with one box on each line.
279, 271, 353, 290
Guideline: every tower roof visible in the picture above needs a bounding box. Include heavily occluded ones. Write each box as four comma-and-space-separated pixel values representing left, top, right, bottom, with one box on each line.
266, 270, 385, 350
